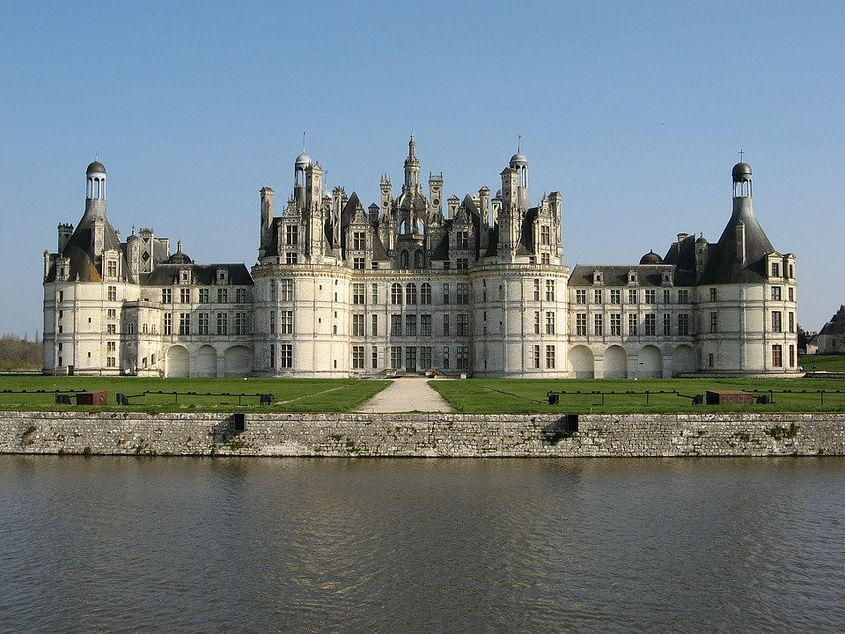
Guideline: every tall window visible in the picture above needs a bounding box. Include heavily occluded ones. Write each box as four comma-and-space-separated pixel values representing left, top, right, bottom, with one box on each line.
406, 283, 417, 305
217, 312, 228, 335
280, 310, 293, 335
162, 288, 172, 304
456, 346, 469, 369
678, 289, 689, 303
108, 286, 117, 301
353, 231, 366, 250
442, 283, 450, 305
593, 289, 602, 304
772, 344, 783, 367
576, 289, 587, 304
534, 279, 541, 301
352, 346, 364, 369
610, 313, 621, 336
610, 289, 621, 304
456, 283, 469, 304
457, 314, 470, 336
628, 314, 638, 336
663, 313, 671, 336
576, 313, 587, 336
546, 311, 555, 335
540, 225, 550, 245
406, 347, 417, 371
534, 311, 541, 334
789, 312, 795, 333
594, 313, 603, 336
199, 288, 209, 303
628, 289, 637, 304
533, 345, 541, 369
456, 231, 469, 249
179, 313, 190, 335
456, 258, 468, 270
709, 287, 717, 302
353, 283, 365, 305
286, 225, 298, 245
391, 283, 402, 304
217, 288, 228, 304
421, 314, 432, 336
678, 313, 690, 336
390, 346, 402, 369
280, 279, 294, 301
180, 288, 191, 303
371, 283, 379, 304
710, 312, 718, 333
280, 344, 292, 368
771, 262, 780, 277
372, 346, 378, 369
644, 314, 656, 336
235, 312, 249, 335
545, 345, 555, 369
353, 257, 365, 270
771, 286, 782, 301
420, 346, 432, 369
645, 290, 656, 304
772, 311, 782, 333
353, 314, 365, 337
405, 315, 417, 337
443, 346, 450, 369
546, 280, 555, 301
421, 283, 432, 304
372, 314, 378, 336
164, 313, 172, 335
390, 314, 401, 336
443, 314, 450, 336
198, 312, 209, 335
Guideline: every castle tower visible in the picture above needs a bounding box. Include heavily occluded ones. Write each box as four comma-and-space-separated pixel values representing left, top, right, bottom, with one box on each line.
509, 149, 529, 210
294, 151, 311, 209
84, 160, 108, 254
404, 135, 421, 193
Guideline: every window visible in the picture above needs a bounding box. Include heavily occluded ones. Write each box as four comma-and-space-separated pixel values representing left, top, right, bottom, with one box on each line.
405, 347, 417, 371
372, 314, 378, 336
405, 315, 417, 336
457, 283, 469, 304
457, 314, 470, 337
406, 283, 417, 305
594, 313, 603, 336
628, 289, 638, 304
353, 257, 365, 270
576, 289, 587, 304
678, 313, 690, 336
421, 314, 432, 336
164, 313, 172, 335
540, 225, 550, 245
645, 290, 656, 304
546, 311, 555, 335
771, 262, 780, 277
353, 231, 366, 250
664, 289, 671, 304
610, 289, 621, 304
628, 314, 638, 336
456, 346, 469, 369
371, 261, 379, 270
107, 309, 116, 319
709, 287, 717, 302
456, 258, 469, 270
179, 313, 190, 335
236, 288, 247, 303
235, 312, 249, 335
456, 231, 469, 249
420, 346, 432, 369
546, 280, 555, 302
771, 286, 782, 301
772, 344, 783, 367
610, 313, 621, 336
710, 312, 718, 333
217, 288, 228, 303
533, 345, 541, 369
199, 312, 209, 335
280, 344, 292, 368
372, 346, 378, 369
534, 279, 541, 301
534, 311, 541, 334
353, 283, 365, 305
576, 313, 587, 336
285, 252, 298, 265
107, 260, 117, 278
391, 283, 402, 304
644, 314, 656, 336
663, 313, 671, 336
678, 289, 689, 303
280, 279, 294, 301
442, 283, 450, 305
106, 357, 116, 368
542, 253, 550, 265
280, 310, 293, 335
420, 283, 431, 304
390, 314, 402, 336
217, 312, 228, 335
443, 346, 450, 369
788, 287, 794, 302
443, 314, 450, 336
593, 289, 602, 304
199, 288, 209, 303
180, 288, 191, 303
106, 341, 116, 352
545, 345, 555, 369
371, 283, 379, 304
108, 286, 117, 301
285, 225, 298, 245
772, 311, 782, 333
789, 312, 795, 333
352, 346, 364, 369
789, 345, 795, 368
390, 346, 402, 369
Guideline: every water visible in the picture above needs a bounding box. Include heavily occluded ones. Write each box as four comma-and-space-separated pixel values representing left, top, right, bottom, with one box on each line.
0, 456, 843, 632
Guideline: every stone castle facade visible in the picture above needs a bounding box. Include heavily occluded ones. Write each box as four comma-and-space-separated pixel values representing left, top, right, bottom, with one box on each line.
42, 139, 800, 378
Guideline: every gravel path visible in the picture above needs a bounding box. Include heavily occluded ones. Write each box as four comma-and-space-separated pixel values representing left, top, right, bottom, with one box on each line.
357, 377, 454, 413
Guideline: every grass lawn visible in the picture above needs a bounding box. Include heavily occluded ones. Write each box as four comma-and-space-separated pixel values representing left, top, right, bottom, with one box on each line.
429, 377, 845, 414
800, 354, 845, 372
0, 375, 389, 413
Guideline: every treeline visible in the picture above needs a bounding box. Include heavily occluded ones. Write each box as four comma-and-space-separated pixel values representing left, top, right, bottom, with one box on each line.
0, 334, 43, 371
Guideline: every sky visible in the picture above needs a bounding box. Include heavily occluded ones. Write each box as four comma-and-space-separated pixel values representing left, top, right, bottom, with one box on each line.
1, 1, 843, 337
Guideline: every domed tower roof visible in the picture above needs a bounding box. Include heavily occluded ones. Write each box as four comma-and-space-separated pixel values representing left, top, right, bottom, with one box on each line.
295, 152, 312, 168
509, 152, 528, 168
732, 161, 752, 182
167, 240, 193, 264
86, 160, 106, 175
639, 250, 663, 265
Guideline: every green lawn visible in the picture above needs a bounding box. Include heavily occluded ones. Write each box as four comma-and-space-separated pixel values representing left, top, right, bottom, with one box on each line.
800, 354, 845, 372
429, 377, 845, 414
0, 375, 389, 413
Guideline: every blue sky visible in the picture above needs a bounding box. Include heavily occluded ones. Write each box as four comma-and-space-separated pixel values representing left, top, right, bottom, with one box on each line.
1, 1, 842, 337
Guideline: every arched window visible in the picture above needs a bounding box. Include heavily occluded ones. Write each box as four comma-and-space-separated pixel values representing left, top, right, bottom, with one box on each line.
406, 283, 417, 305
414, 249, 424, 269
391, 283, 402, 305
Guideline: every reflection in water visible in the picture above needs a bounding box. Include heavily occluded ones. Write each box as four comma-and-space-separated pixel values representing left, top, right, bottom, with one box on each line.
0, 457, 843, 631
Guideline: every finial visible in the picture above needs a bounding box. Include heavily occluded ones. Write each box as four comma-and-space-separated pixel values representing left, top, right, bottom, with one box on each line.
302, 131, 306, 152
517, 134, 521, 153
738, 149, 744, 162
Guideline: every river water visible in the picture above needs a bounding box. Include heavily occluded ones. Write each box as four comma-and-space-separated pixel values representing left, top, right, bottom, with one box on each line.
0, 456, 842, 632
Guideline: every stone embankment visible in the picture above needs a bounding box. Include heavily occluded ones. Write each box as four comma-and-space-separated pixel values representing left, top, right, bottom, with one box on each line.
1, 411, 843, 457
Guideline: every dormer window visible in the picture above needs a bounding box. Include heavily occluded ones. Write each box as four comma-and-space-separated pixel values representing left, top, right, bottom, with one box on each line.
662, 270, 673, 285
217, 268, 228, 285
593, 270, 603, 285
628, 270, 637, 284
180, 269, 190, 284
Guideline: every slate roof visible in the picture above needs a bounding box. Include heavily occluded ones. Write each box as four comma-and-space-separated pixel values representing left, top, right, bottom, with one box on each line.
699, 200, 775, 284
819, 305, 845, 336
569, 264, 676, 287
141, 263, 253, 286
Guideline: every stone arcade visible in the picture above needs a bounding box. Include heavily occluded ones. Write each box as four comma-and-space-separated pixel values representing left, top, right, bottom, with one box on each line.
42, 140, 799, 378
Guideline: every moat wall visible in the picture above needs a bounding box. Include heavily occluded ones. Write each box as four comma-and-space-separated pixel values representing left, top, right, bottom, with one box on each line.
1, 411, 844, 457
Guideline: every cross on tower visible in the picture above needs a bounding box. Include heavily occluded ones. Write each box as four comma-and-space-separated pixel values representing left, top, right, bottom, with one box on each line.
738, 149, 744, 162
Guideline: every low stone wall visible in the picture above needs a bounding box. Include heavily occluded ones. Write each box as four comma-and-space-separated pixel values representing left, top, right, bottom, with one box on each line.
1, 411, 843, 457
